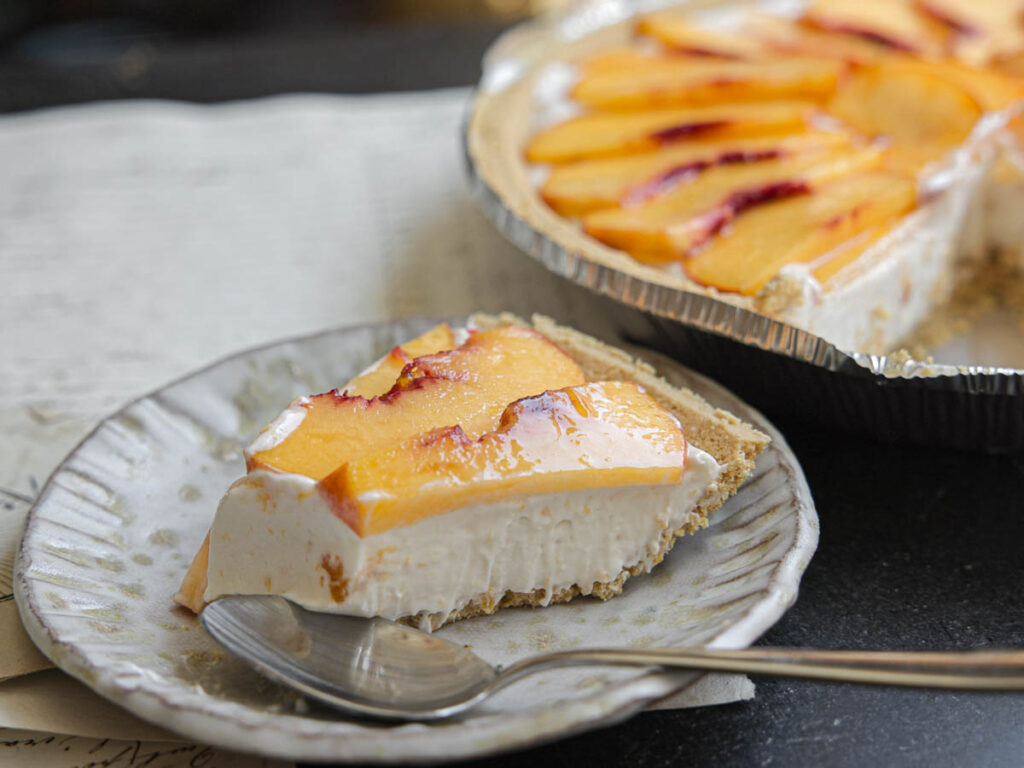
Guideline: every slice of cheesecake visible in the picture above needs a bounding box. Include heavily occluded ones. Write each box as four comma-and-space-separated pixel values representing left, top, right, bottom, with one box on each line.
176, 315, 768, 630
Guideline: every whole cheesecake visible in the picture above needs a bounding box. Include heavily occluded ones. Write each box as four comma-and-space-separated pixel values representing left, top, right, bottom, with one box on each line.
467, 0, 1024, 354
175, 314, 767, 630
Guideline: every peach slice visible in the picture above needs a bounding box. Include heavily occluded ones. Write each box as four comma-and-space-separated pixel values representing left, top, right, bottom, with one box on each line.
342, 323, 456, 398
525, 101, 816, 164
246, 324, 586, 481
636, 11, 768, 59
578, 49, 681, 76
1000, 51, 1024, 78
571, 57, 843, 110
745, 12, 892, 63
827, 62, 982, 153
684, 172, 917, 296
575, 49, 746, 77
318, 381, 687, 537
541, 130, 853, 216
582, 147, 881, 260
803, 0, 949, 57
809, 221, 898, 285
917, 0, 1024, 66
878, 57, 1024, 111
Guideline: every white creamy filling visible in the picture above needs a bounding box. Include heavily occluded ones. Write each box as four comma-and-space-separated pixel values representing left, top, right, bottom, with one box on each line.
244, 397, 309, 457
775, 189, 976, 352
984, 166, 1024, 269
204, 447, 721, 625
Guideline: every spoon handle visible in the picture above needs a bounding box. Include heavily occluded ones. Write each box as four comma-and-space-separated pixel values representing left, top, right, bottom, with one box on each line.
498, 647, 1024, 690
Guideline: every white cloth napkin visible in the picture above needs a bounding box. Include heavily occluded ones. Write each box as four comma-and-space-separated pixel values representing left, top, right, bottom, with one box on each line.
0, 89, 753, 753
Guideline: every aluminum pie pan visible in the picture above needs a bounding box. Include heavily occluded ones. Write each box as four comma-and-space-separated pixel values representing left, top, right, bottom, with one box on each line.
462, 0, 1024, 452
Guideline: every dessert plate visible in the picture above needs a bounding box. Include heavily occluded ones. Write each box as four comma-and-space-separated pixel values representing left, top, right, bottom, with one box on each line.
464, 0, 1024, 451
15, 317, 818, 763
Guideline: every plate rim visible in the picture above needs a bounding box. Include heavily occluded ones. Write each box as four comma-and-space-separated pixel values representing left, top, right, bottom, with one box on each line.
15, 316, 819, 763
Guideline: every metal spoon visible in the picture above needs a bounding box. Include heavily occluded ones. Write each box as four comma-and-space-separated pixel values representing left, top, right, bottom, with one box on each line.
201, 595, 1024, 722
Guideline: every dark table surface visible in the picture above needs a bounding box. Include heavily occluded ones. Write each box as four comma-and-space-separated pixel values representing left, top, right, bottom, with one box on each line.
4, 4, 1023, 765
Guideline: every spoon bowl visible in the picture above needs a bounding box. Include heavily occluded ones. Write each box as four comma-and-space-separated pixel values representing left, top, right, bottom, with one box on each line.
202, 595, 498, 719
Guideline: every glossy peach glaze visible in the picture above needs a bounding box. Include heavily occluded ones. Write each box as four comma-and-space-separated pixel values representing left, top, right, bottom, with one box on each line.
318, 381, 688, 537
245, 324, 587, 481
342, 322, 456, 398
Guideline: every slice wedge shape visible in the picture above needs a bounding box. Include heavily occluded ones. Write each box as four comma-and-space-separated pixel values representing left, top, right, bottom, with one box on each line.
318, 381, 688, 537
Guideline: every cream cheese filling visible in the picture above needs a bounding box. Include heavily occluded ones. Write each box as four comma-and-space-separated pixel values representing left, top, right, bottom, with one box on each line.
245, 397, 309, 457
204, 446, 721, 626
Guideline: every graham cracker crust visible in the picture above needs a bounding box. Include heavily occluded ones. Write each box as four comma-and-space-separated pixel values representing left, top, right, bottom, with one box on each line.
897, 250, 1024, 360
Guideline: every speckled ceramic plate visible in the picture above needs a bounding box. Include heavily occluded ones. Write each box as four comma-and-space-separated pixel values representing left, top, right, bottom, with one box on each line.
15, 317, 818, 764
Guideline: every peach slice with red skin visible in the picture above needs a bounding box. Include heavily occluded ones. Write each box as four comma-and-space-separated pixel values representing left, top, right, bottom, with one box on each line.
745, 13, 893, 63
684, 172, 917, 296
582, 147, 881, 261
636, 12, 769, 59
318, 381, 688, 537
540, 130, 853, 216
525, 101, 817, 164
246, 324, 586, 481
342, 323, 456, 398
802, 0, 950, 57
570, 57, 844, 110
